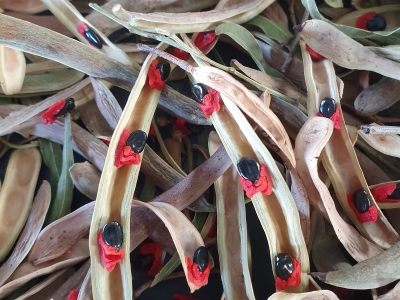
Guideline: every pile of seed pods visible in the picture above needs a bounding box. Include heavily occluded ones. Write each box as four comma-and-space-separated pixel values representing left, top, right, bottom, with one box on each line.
0, 0, 400, 299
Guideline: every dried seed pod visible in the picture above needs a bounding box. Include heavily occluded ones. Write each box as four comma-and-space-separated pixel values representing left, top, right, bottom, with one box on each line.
319, 98, 336, 118
126, 130, 147, 154
191, 83, 208, 104
275, 253, 294, 280
156, 62, 171, 81
237, 157, 260, 183
353, 190, 371, 213
193, 246, 209, 272
101, 222, 123, 250
387, 184, 400, 200
366, 15, 386, 31
82, 26, 102, 49
55, 97, 75, 117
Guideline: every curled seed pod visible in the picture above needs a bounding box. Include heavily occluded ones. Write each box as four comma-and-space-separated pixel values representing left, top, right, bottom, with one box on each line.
366, 15, 386, 31
275, 253, 294, 280
353, 189, 371, 213
319, 98, 336, 118
193, 246, 209, 272
55, 98, 75, 117
237, 157, 260, 183
126, 130, 147, 154
83, 27, 103, 49
156, 62, 171, 81
102, 221, 123, 250
191, 83, 208, 104
388, 184, 400, 200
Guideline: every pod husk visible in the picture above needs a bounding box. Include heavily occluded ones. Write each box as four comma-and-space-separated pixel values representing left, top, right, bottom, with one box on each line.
0, 181, 51, 286
209, 131, 254, 300
0, 0, 47, 14
69, 162, 100, 201
301, 40, 399, 249
77, 268, 92, 300
0, 148, 42, 261
0, 46, 26, 95
358, 125, 400, 159
369, 180, 400, 209
311, 241, 400, 289
297, 20, 400, 81
112, 0, 275, 33
268, 290, 339, 300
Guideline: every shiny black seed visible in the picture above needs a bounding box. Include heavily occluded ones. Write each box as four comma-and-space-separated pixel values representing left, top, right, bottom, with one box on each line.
366, 15, 386, 31
55, 98, 75, 117
353, 189, 371, 213
133, 254, 153, 271
193, 246, 209, 272
387, 184, 400, 200
191, 83, 208, 104
126, 130, 147, 154
84, 28, 102, 49
186, 123, 204, 134
237, 157, 260, 183
275, 253, 294, 280
156, 62, 171, 81
319, 98, 337, 118
102, 222, 123, 250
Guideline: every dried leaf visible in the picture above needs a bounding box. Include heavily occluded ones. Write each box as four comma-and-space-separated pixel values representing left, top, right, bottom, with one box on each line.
311, 241, 400, 289
45, 113, 74, 224
0, 148, 42, 261
69, 162, 100, 201
0, 0, 47, 14
77, 101, 114, 140
0, 181, 51, 286
261, 2, 289, 30
77, 268, 92, 300
368, 45, 400, 63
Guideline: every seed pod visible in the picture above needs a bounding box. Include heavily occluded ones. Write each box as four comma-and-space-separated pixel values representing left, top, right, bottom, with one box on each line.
102, 222, 123, 250
366, 15, 386, 31
353, 190, 371, 213
193, 246, 209, 272
126, 130, 147, 154
191, 83, 208, 104
319, 98, 336, 118
55, 98, 75, 117
83, 27, 102, 49
275, 253, 294, 280
237, 157, 260, 183
156, 62, 171, 81
387, 184, 400, 200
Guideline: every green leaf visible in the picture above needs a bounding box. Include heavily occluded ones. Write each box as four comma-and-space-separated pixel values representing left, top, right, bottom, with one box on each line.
215, 23, 287, 80
246, 16, 301, 59
151, 212, 207, 286
39, 138, 62, 201
140, 177, 156, 203
45, 113, 74, 224
302, 0, 400, 45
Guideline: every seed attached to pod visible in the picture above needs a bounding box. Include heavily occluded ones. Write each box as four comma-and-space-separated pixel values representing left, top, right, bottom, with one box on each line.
193, 246, 209, 272
126, 130, 147, 154
102, 222, 123, 251
83, 27, 102, 49
156, 62, 171, 81
353, 189, 371, 213
387, 184, 400, 200
237, 157, 260, 183
55, 98, 75, 117
319, 98, 337, 118
366, 15, 386, 31
191, 83, 208, 104
275, 253, 294, 280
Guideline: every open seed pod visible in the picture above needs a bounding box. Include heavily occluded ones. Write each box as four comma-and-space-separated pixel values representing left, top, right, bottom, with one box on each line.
0, 46, 26, 95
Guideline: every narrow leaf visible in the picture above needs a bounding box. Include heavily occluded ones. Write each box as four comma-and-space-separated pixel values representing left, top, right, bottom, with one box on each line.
39, 138, 62, 201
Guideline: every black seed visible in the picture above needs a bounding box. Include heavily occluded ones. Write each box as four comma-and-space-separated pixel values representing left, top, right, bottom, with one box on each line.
237, 157, 260, 183
275, 253, 294, 280
83, 28, 102, 49
366, 15, 386, 31
319, 98, 337, 118
55, 98, 75, 117
186, 123, 204, 134
126, 130, 147, 154
193, 246, 209, 272
387, 184, 400, 200
353, 189, 371, 213
102, 222, 123, 251
133, 254, 153, 271
191, 83, 208, 104
156, 62, 171, 81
